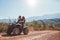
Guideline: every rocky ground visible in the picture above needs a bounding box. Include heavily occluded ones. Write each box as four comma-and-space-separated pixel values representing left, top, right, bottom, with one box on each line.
0, 30, 60, 40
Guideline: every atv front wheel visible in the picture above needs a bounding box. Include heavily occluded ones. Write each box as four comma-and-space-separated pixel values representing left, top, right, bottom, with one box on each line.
23, 28, 29, 35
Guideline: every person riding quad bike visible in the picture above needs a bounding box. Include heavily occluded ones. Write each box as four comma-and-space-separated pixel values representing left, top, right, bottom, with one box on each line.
7, 16, 28, 35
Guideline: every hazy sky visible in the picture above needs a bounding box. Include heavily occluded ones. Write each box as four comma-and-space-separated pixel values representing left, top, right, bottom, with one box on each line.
0, 0, 60, 19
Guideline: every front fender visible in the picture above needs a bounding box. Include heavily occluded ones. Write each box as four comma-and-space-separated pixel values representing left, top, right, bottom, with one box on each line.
23, 26, 28, 28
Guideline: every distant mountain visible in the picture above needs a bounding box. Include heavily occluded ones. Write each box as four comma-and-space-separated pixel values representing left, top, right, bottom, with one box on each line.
0, 13, 60, 23
42, 18, 60, 24
26, 13, 60, 22
0, 19, 17, 23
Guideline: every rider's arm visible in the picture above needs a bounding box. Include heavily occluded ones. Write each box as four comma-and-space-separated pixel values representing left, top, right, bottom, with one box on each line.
19, 20, 24, 22
19, 19, 25, 23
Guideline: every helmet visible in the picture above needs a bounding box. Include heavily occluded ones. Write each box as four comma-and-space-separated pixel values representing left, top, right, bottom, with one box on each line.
19, 16, 21, 18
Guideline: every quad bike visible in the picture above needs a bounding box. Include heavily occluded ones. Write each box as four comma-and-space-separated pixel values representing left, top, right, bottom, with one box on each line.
6, 23, 29, 35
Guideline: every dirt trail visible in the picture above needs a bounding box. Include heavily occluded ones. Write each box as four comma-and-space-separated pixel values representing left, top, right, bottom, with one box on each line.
0, 31, 60, 40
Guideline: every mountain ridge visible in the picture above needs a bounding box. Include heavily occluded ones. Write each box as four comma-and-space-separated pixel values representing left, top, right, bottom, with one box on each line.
26, 13, 60, 22
0, 13, 60, 23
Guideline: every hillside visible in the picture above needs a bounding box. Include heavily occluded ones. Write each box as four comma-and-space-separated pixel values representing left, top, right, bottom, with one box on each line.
26, 13, 60, 22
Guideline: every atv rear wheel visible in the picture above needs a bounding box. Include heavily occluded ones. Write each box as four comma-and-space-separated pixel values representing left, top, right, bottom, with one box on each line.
12, 27, 21, 35
7, 26, 13, 35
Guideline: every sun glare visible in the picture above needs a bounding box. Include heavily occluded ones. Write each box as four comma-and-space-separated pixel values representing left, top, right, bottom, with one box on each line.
26, 0, 37, 8
26, 0, 44, 8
